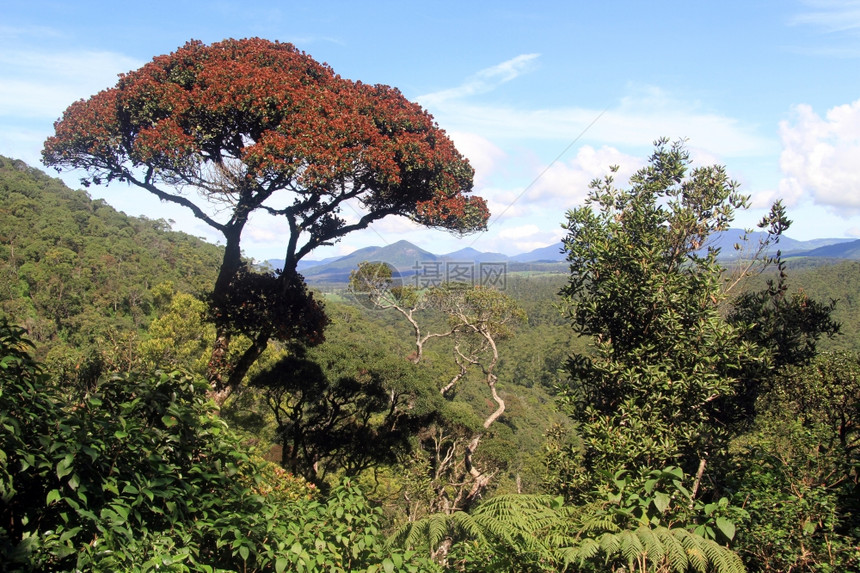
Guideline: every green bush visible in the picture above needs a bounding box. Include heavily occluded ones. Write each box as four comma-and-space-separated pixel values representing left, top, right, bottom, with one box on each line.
0, 318, 433, 572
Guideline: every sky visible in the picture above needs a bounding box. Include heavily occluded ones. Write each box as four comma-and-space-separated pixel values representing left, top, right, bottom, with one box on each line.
2, 0, 860, 261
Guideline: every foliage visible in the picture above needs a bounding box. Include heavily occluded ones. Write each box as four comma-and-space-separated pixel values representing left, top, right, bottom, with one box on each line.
137, 289, 213, 374
0, 319, 434, 572
43, 37, 489, 390
391, 469, 747, 572
249, 304, 439, 488
0, 155, 222, 381
728, 351, 860, 571
347, 274, 530, 515
729, 260, 839, 372
556, 139, 768, 494
725, 234, 841, 425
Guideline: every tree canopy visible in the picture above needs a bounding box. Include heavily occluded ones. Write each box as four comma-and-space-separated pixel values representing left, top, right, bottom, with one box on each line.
42, 38, 489, 389
42, 38, 487, 266
556, 139, 766, 488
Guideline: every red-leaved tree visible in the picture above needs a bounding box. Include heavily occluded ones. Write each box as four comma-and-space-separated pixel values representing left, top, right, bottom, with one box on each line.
43, 38, 488, 390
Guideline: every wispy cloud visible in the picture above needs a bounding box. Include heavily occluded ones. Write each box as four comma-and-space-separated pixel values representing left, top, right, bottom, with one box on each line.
417, 53, 540, 105
423, 84, 775, 159
791, 0, 860, 33
0, 48, 142, 119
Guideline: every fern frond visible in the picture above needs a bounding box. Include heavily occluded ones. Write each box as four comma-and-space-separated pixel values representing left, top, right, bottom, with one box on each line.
700, 535, 746, 573
656, 526, 687, 573
562, 526, 746, 573
677, 529, 709, 573
619, 529, 646, 566
448, 510, 486, 544
598, 531, 621, 556
635, 525, 666, 565
558, 538, 601, 567
471, 493, 560, 553
426, 512, 449, 549
579, 514, 620, 534
386, 518, 422, 549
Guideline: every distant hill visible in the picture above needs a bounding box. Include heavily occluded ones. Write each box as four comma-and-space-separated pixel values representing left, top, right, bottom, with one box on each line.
283, 228, 860, 285
510, 243, 566, 263
299, 240, 439, 283
786, 239, 860, 259
441, 246, 510, 263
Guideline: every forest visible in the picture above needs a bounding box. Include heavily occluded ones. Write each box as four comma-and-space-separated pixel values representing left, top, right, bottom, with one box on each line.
2, 38, 859, 572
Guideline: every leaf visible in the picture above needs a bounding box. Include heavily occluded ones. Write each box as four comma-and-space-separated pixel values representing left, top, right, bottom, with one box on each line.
275, 557, 289, 573
56, 454, 73, 479
46, 489, 61, 505
238, 545, 249, 561
715, 517, 735, 540
161, 415, 177, 428
653, 491, 670, 514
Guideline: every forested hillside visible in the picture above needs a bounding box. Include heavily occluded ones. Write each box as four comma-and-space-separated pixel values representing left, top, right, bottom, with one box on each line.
2, 144, 859, 572
0, 155, 223, 382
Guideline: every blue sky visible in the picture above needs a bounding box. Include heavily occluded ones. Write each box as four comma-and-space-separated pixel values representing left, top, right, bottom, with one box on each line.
2, 1, 859, 261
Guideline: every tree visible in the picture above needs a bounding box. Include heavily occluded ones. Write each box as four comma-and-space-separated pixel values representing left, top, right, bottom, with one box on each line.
248, 304, 438, 488
349, 267, 527, 531
42, 38, 488, 390
555, 138, 770, 496
0, 318, 436, 572
728, 351, 860, 570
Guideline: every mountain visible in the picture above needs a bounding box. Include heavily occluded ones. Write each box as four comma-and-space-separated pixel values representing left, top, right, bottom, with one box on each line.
511, 243, 566, 263
298, 240, 438, 283
441, 247, 509, 263
286, 228, 860, 285
788, 239, 860, 259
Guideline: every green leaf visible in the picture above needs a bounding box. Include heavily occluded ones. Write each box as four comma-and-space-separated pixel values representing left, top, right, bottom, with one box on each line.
275, 557, 288, 573
161, 415, 177, 428
653, 491, 670, 513
46, 489, 61, 505
715, 517, 735, 540
238, 545, 249, 561
56, 454, 73, 479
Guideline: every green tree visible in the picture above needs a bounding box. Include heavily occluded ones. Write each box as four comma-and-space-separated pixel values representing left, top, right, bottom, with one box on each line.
0, 318, 435, 572
555, 138, 769, 496
248, 304, 439, 488
728, 351, 860, 571
43, 38, 489, 391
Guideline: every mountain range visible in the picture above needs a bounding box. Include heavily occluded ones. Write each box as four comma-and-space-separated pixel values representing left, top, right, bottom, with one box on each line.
266, 230, 860, 284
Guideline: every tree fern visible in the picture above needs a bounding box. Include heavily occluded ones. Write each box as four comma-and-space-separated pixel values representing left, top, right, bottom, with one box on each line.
560, 526, 746, 573
388, 493, 746, 572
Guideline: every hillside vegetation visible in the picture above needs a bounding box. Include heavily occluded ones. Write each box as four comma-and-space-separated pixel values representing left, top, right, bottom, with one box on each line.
1, 154, 859, 571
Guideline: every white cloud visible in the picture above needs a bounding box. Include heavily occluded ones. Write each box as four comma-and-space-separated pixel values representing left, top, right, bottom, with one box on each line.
447, 131, 507, 187
791, 0, 860, 33
498, 224, 540, 240
0, 49, 142, 119
421, 84, 774, 159
528, 145, 642, 202
418, 53, 540, 106
778, 99, 860, 213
